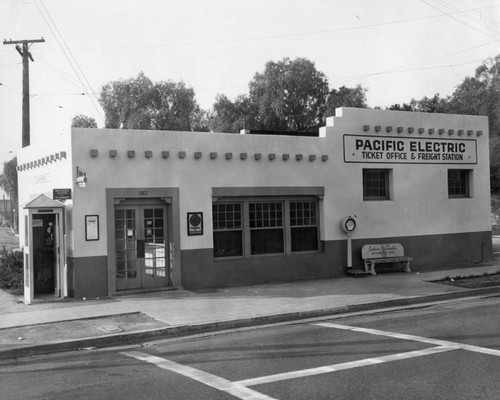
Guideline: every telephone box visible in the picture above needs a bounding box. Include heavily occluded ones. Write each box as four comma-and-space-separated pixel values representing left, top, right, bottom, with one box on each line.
23, 194, 66, 304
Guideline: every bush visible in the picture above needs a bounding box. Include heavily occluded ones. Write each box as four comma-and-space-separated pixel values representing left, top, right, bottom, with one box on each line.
0, 246, 23, 295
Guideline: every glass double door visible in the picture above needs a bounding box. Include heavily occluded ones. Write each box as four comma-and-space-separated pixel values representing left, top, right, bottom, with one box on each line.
115, 204, 168, 290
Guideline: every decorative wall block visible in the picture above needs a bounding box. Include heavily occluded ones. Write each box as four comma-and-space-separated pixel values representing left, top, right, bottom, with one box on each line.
477, 130, 483, 136
386, 126, 392, 133
254, 153, 261, 160
418, 128, 425, 134
269, 153, 276, 161
408, 127, 414, 133
145, 151, 153, 159
296, 154, 303, 161
60, 151, 67, 159
321, 155, 329, 162
467, 130, 474, 136
179, 151, 186, 159
282, 154, 290, 161
397, 127, 403, 133
194, 152, 202, 159
225, 152, 233, 160
127, 150, 136, 158
448, 129, 455, 135
363, 125, 370, 131
438, 129, 445, 135
428, 128, 434, 134
375, 125, 381, 132
457, 130, 464, 136
109, 150, 117, 158
90, 149, 98, 158
210, 152, 218, 159
162, 151, 170, 159
240, 153, 247, 160
309, 155, 316, 161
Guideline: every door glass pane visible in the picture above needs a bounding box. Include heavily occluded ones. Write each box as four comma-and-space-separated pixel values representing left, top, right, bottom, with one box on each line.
144, 208, 166, 278
115, 208, 138, 280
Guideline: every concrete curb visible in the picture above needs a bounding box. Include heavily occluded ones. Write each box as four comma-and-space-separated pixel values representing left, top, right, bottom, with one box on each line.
2, 286, 500, 361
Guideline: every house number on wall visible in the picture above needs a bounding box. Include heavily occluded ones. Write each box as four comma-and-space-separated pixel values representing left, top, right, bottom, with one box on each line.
139, 191, 148, 195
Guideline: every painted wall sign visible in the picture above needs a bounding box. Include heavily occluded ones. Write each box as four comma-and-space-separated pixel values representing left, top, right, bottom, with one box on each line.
53, 188, 72, 201
187, 212, 203, 236
343, 135, 477, 164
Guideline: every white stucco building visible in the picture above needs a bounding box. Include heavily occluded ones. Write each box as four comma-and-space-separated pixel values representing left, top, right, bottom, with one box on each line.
17, 108, 492, 304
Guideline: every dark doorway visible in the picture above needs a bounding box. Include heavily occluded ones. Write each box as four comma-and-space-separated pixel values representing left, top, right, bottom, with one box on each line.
33, 213, 57, 295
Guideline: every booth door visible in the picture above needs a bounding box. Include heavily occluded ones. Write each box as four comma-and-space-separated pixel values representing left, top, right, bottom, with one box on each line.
33, 213, 57, 295
115, 205, 168, 290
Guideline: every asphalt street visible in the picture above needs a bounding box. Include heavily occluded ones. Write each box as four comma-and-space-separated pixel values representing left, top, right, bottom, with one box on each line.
2, 296, 500, 400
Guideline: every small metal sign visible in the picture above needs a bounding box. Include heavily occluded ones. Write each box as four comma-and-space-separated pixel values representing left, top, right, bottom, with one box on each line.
187, 212, 203, 236
53, 188, 72, 201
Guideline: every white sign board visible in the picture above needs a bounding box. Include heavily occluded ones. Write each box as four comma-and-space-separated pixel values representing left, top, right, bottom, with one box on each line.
343, 135, 477, 164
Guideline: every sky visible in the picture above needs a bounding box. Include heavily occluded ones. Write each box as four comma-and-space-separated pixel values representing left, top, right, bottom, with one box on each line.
1, 0, 500, 167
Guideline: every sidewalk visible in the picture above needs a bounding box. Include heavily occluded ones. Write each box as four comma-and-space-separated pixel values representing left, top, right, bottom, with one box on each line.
2, 264, 500, 360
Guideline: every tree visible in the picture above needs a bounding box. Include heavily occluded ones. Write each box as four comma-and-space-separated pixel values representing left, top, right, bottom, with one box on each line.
209, 94, 257, 133
0, 157, 18, 226
248, 57, 330, 131
71, 114, 97, 128
99, 72, 203, 132
325, 84, 367, 118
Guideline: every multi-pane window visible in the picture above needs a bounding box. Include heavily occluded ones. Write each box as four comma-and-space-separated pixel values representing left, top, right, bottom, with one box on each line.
249, 202, 284, 255
212, 198, 319, 258
448, 169, 471, 198
363, 169, 390, 200
212, 203, 243, 257
290, 201, 318, 252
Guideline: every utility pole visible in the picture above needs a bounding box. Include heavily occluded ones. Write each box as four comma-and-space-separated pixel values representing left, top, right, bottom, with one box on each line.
3, 38, 45, 148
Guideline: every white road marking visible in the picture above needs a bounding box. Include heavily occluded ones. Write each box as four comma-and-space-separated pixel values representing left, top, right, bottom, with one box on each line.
234, 346, 454, 387
122, 322, 500, 395
121, 351, 278, 400
314, 322, 500, 357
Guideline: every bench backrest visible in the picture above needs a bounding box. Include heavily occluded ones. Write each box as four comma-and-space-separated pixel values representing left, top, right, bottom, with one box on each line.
361, 243, 405, 259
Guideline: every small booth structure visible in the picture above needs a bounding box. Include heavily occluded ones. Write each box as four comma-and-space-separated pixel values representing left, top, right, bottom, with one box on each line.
17, 108, 493, 304
23, 194, 66, 304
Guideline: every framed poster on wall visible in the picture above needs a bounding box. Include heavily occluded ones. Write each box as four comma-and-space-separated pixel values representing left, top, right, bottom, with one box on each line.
187, 212, 203, 236
85, 215, 99, 241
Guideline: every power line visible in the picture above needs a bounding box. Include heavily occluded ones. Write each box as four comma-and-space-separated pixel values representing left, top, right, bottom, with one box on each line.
0, 82, 81, 115
34, 0, 104, 123
421, 0, 500, 40
60, 3, 500, 51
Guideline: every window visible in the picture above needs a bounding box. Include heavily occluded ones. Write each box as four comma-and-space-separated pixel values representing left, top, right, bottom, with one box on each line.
363, 169, 391, 200
212, 203, 243, 257
290, 201, 318, 252
249, 202, 284, 255
212, 198, 319, 258
448, 169, 471, 198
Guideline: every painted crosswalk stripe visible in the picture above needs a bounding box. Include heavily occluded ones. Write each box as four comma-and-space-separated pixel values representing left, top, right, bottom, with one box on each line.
121, 351, 277, 400
314, 322, 500, 357
234, 346, 453, 387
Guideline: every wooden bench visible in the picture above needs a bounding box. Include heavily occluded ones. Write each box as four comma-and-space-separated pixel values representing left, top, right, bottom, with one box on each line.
361, 243, 412, 276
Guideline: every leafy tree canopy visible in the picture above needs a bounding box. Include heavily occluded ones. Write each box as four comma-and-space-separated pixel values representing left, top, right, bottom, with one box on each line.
0, 157, 17, 206
248, 57, 330, 131
71, 114, 97, 128
99, 72, 207, 131
325, 84, 367, 118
